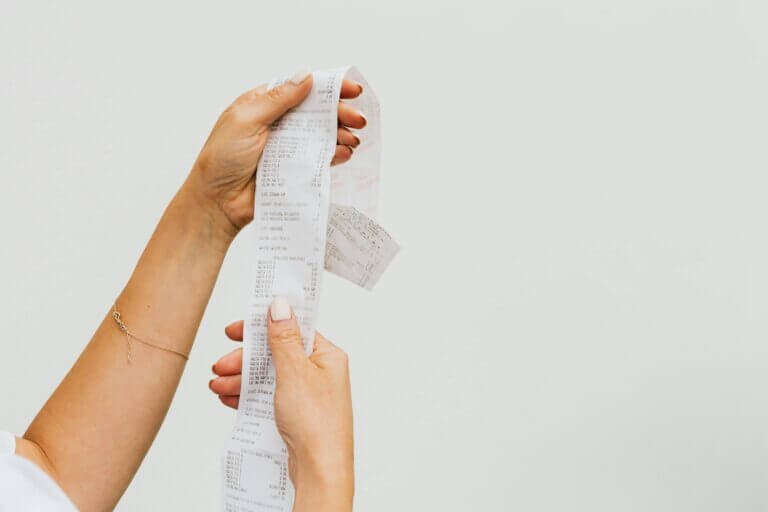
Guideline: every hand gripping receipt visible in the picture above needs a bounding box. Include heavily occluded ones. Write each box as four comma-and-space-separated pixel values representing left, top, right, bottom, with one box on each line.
223, 67, 398, 511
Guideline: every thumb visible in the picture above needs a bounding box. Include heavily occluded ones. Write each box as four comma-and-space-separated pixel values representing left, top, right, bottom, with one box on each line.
253, 69, 313, 126
268, 296, 306, 370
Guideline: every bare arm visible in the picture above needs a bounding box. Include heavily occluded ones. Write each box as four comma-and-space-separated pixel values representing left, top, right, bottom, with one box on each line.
15, 73, 367, 511
21, 184, 232, 510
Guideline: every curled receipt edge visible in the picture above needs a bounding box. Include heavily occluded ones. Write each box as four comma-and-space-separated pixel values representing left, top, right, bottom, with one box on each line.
223, 67, 398, 511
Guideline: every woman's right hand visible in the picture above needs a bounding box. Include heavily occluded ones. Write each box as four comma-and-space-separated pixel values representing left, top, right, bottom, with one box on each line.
211, 297, 354, 512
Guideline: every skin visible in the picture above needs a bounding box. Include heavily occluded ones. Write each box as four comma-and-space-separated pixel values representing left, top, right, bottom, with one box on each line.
270, 308, 354, 512
16, 72, 361, 511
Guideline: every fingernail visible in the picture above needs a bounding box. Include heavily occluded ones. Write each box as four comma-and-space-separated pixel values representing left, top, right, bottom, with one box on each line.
352, 134, 360, 147
356, 82, 364, 95
211, 364, 216, 374
359, 113, 367, 127
271, 296, 292, 321
289, 68, 312, 85
208, 379, 215, 390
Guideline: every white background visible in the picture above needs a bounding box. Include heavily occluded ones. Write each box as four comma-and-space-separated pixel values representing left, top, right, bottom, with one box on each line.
2, 1, 768, 510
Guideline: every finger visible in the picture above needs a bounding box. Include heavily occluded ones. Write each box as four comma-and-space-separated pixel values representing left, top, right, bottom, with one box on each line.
225, 320, 244, 342
250, 70, 313, 127
212, 347, 242, 376
338, 103, 367, 129
234, 84, 267, 104
219, 395, 240, 410
309, 331, 348, 370
340, 80, 363, 99
268, 296, 307, 371
331, 145, 353, 166
311, 331, 337, 355
337, 127, 360, 148
209, 375, 242, 396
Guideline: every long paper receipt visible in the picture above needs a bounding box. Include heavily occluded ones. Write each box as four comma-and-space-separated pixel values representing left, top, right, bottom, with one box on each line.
223, 67, 398, 511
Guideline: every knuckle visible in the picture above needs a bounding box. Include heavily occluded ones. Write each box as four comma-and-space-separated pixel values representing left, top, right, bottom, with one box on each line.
271, 328, 300, 346
223, 102, 252, 127
335, 347, 349, 365
234, 89, 255, 104
264, 87, 286, 104
194, 150, 212, 174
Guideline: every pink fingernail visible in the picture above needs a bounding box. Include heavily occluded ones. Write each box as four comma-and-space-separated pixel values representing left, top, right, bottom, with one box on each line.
271, 296, 291, 321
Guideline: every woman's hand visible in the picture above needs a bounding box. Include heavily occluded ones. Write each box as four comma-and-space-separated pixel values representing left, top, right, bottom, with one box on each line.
186, 70, 367, 238
210, 297, 354, 512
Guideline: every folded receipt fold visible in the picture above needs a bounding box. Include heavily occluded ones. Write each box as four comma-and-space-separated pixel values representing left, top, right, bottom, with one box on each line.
223, 67, 398, 511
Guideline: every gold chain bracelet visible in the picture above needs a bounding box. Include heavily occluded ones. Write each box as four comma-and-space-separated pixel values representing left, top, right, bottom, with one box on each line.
112, 304, 190, 363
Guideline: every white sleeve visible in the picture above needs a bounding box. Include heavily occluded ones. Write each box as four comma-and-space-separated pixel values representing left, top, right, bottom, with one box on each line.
0, 430, 14, 455
0, 431, 78, 511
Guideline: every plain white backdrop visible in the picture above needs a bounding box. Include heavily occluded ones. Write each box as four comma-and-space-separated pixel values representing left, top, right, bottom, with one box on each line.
2, 0, 768, 510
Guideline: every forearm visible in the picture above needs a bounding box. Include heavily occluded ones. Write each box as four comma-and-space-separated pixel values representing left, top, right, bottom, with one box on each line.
293, 478, 354, 512
23, 180, 233, 511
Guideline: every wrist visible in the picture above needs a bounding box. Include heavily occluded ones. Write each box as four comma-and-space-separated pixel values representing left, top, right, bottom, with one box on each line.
293, 480, 353, 512
292, 457, 353, 512
175, 177, 238, 252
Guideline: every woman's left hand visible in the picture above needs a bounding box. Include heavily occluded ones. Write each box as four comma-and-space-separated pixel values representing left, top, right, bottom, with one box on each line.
186, 70, 367, 238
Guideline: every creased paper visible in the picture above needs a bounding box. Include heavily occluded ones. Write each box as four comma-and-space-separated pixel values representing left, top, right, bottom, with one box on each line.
222, 67, 397, 511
